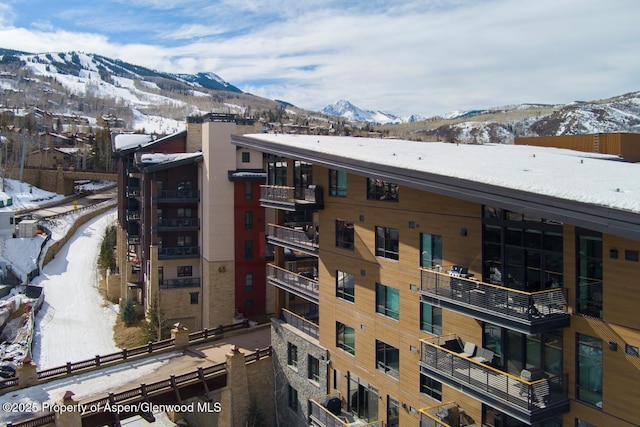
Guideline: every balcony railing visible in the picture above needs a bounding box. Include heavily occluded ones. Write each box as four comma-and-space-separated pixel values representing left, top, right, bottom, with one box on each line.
260, 185, 324, 211
127, 210, 141, 221
267, 223, 319, 255
157, 218, 200, 230
281, 308, 319, 340
160, 277, 201, 289
158, 246, 200, 259
126, 187, 141, 197
420, 267, 569, 334
267, 264, 318, 304
419, 402, 476, 427
157, 189, 200, 202
127, 234, 141, 245
420, 334, 569, 423
309, 396, 383, 427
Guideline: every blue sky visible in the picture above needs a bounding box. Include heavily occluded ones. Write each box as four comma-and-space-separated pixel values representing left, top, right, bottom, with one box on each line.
1, 0, 639, 117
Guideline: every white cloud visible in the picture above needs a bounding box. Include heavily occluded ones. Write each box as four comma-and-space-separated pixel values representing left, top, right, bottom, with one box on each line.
1, 0, 639, 117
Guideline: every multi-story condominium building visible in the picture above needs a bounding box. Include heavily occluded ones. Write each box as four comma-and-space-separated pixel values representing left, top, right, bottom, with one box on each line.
112, 114, 268, 331
231, 132, 640, 427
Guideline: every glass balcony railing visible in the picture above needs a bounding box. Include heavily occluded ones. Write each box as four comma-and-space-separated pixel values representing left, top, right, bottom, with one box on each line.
309, 396, 383, 427
420, 266, 569, 334
420, 334, 569, 423
281, 308, 319, 339
158, 246, 200, 259
267, 223, 318, 255
267, 264, 318, 304
160, 277, 201, 289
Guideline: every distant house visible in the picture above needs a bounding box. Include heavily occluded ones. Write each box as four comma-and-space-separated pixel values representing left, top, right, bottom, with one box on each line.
0, 193, 15, 238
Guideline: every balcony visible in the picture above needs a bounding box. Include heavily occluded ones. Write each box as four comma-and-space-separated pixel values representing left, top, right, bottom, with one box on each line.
420, 335, 569, 424
310, 396, 383, 427
419, 402, 476, 427
420, 267, 569, 334
127, 210, 141, 221
158, 246, 200, 259
160, 277, 201, 289
126, 187, 141, 198
281, 308, 319, 340
267, 264, 318, 304
157, 218, 200, 231
260, 185, 324, 211
127, 234, 141, 245
267, 223, 318, 256
157, 189, 200, 203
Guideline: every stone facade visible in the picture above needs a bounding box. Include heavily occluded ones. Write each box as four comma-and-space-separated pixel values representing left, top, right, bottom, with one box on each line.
271, 319, 328, 427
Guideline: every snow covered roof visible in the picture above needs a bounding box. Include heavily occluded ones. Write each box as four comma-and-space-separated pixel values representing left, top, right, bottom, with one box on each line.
233, 133, 640, 238
139, 152, 202, 165
113, 133, 154, 151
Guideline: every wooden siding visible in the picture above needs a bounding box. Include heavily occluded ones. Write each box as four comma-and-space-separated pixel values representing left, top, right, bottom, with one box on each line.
515, 133, 640, 162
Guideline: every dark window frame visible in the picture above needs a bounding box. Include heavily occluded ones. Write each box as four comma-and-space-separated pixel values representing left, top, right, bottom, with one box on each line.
375, 226, 399, 260
335, 219, 355, 251
336, 270, 355, 302
376, 282, 399, 320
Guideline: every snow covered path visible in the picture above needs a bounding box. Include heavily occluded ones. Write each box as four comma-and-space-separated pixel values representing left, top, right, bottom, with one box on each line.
31, 210, 120, 370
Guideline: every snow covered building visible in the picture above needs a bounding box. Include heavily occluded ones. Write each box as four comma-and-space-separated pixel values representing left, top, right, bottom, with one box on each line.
112, 114, 268, 332
230, 133, 640, 427
0, 192, 15, 238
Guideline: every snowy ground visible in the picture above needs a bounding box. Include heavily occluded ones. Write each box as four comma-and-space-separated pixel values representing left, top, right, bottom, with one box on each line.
31, 211, 120, 369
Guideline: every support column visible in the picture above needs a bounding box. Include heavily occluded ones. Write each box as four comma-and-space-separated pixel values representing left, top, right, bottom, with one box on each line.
54, 391, 82, 427
225, 346, 249, 427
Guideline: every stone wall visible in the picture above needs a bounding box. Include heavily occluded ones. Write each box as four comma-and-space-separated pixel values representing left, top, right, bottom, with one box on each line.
271, 319, 328, 427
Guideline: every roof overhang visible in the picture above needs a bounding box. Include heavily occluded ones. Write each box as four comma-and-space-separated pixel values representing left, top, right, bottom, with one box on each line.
232, 134, 640, 240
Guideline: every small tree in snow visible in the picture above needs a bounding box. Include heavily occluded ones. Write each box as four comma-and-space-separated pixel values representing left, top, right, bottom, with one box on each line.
121, 298, 137, 326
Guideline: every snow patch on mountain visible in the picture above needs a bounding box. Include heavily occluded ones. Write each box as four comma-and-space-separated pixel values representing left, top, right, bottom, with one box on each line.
321, 99, 423, 124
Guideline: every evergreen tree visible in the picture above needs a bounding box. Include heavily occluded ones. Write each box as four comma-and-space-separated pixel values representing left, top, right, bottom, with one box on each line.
98, 226, 116, 271
121, 298, 137, 326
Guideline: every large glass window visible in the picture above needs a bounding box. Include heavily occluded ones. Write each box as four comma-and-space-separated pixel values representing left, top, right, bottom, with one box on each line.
376, 283, 399, 320
244, 182, 253, 200
387, 396, 400, 427
267, 155, 287, 186
177, 266, 192, 277
294, 160, 312, 199
576, 229, 603, 318
420, 374, 442, 401
482, 206, 563, 291
421, 233, 442, 268
329, 169, 347, 197
287, 342, 298, 368
287, 384, 297, 412
375, 226, 399, 260
367, 178, 398, 201
336, 270, 355, 302
420, 302, 442, 335
348, 374, 378, 422
376, 340, 399, 379
337, 322, 356, 355
336, 219, 355, 250
577, 333, 603, 407
244, 210, 253, 230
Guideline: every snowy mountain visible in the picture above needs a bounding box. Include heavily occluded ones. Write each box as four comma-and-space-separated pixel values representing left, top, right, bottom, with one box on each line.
321, 99, 424, 124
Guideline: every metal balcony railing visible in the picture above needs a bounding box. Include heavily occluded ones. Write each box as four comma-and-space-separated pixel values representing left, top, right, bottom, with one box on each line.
420, 266, 569, 334
267, 223, 319, 255
157, 218, 199, 230
420, 334, 568, 422
157, 189, 200, 201
126, 187, 141, 197
281, 308, 319, 340
260, 185, 323, 211
160, 277, 201, 289
127, 235, 141, 245
309, 396, 383, 427
267, 264, 318, 304
419, 402, 476, 427
158, 246, 200, 259
126, 210, 141, 221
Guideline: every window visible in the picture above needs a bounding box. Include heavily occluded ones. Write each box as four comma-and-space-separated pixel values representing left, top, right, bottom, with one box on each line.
375, 226, 399, 260
245, 273, 254, 292
177, 235, 192, 247
625, 344, 639, 357
287, 342, 298, 368
244, 240, 253, 259
576, 419, 597, 427
387, 396, 400, 427
420, 374, 442, 401
244, 182, 253, 200
177, 181, 192, 191
421, 233, 442, 268
348, 375, 378, 422
244, 211, 253, 230
329, 169, 347, 197
376, 283, 399, 320
267, 156, 287, 186
336, 322, 355, 355
335, 219, 355, 250
177, 208, 192, 218
190, 292, 198, 305
576, 229, 603, 318
577, 333, 602, 407
367, 178, 398, 201
241, 152, 250, 163
376, 340, 399, 379
244, 299, 254, 312
294, 160, 313, 199
177, 266, 192, 277
308, 355, 320, 382
336, 270, 355, 302
287, 384, 297, 412
420, 303, 442, 335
